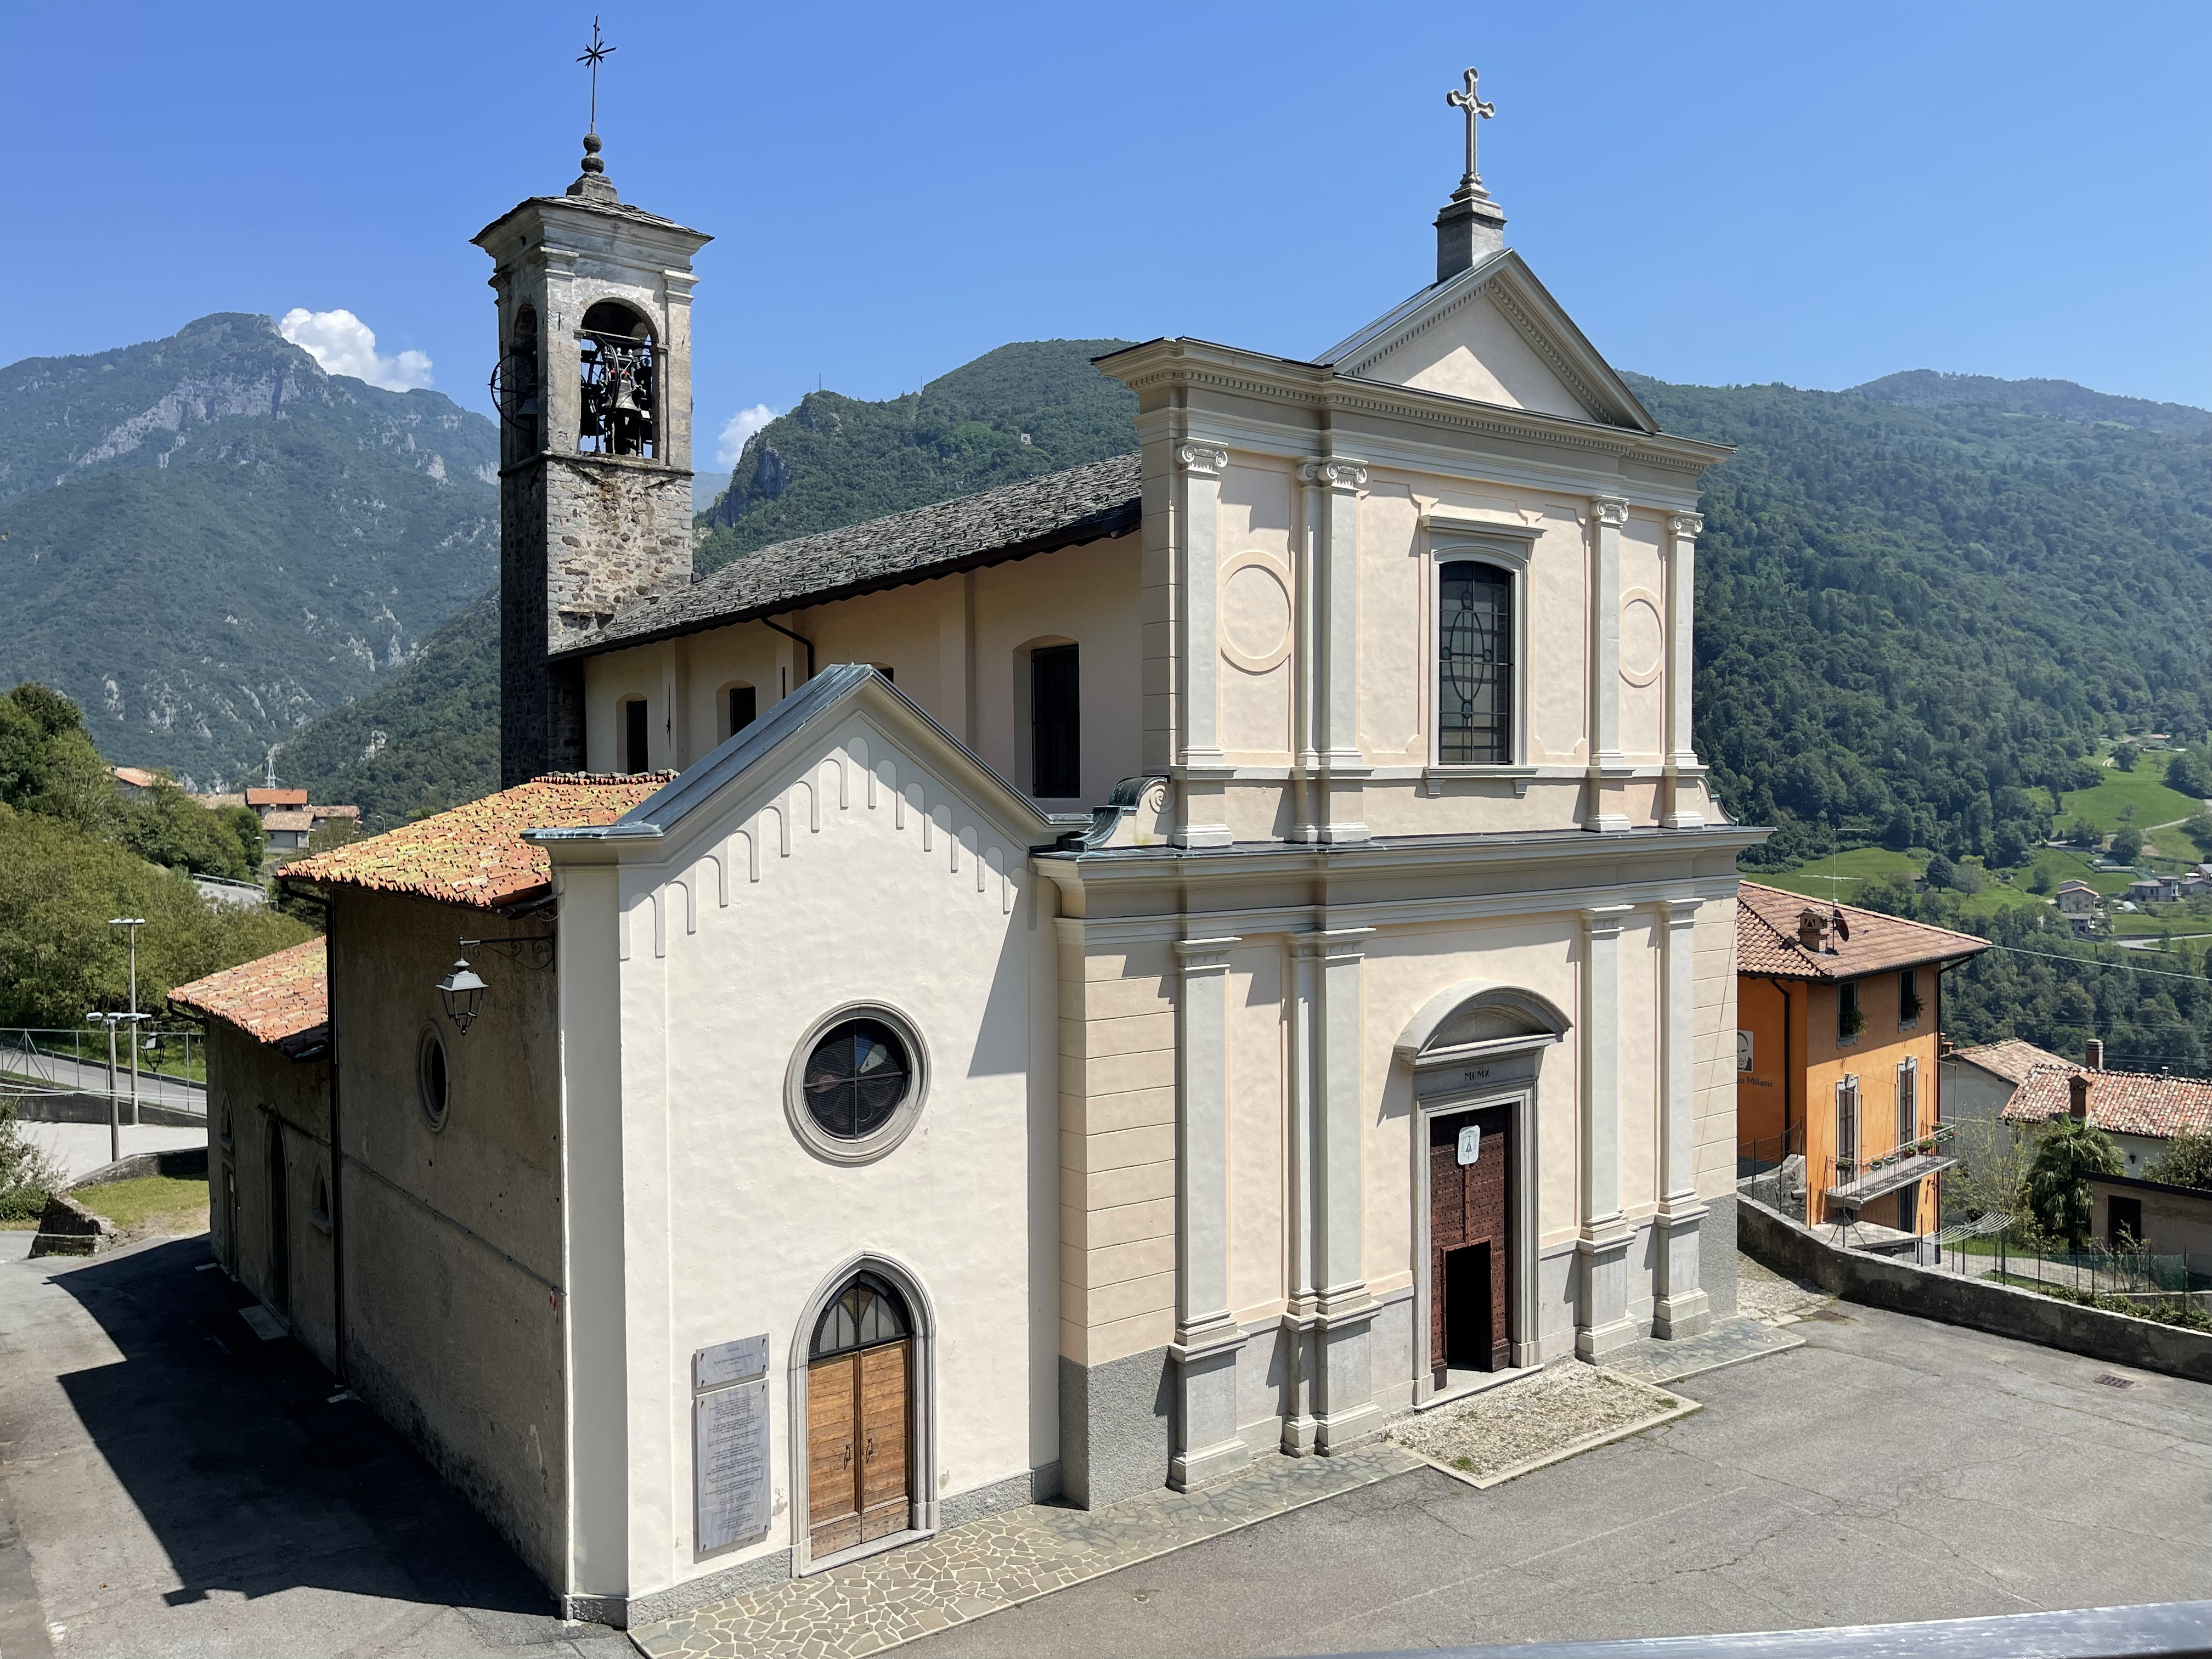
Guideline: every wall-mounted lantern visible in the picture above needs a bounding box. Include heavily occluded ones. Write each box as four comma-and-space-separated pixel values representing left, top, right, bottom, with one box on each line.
437, 958, 488, 1035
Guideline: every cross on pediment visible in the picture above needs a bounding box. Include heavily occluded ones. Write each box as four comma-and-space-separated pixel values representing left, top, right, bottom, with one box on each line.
1446, 67, 1496, 195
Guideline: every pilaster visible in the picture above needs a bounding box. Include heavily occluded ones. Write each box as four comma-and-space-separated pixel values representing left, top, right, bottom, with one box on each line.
1304, 459, 1370, 845
1652, 900, 1712, 1338
1576, 905, 1638, 1359
1586, 496, 1630, 832
1295, 926, 1380, 1452
1170, 936, 1246, 1488
1660, 511, 1707, 828
1174, 444, 1233, 849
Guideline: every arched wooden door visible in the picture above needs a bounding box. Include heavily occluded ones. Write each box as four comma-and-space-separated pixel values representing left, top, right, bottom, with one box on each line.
806, 1273, 912, 1558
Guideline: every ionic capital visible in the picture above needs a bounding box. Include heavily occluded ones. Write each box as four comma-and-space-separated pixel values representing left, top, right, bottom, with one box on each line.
1592, 496, 1630, 529
1300, 458, 1369, 492
1176, 443, 1229, 477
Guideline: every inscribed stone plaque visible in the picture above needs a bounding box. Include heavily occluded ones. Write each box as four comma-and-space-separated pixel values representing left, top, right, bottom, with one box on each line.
695, 1376, 771, 1554
695, 1333, 771, 1391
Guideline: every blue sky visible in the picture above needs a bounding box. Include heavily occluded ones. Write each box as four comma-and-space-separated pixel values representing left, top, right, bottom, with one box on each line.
7, 1, 2207, 484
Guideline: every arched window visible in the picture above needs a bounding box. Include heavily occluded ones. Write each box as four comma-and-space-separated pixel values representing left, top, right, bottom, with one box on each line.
810, 1271, 912, 1360
1438, 561, 1512, 765
578, 300, 656, 458
503, 307, 541, 452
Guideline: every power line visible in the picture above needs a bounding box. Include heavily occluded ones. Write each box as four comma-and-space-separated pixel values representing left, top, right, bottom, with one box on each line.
1980, 943, 2209, 984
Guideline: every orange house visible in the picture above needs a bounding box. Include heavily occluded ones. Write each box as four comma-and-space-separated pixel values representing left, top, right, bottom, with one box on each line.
1735, 884, 1988, 1233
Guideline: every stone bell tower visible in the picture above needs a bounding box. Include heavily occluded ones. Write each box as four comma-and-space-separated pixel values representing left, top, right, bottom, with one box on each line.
475, 132, 713, 786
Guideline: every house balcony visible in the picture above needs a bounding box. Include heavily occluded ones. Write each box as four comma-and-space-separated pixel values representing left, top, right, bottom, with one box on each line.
1824, 1124, 1959, 1210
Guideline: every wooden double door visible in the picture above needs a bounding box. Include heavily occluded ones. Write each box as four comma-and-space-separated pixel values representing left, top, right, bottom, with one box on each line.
1429, 1105, 1513, 1385
806, 1272, 916, 1560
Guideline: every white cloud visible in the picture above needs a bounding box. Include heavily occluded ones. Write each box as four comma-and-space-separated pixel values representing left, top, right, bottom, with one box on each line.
715, 403, 780, 469
277, 308, 435, 392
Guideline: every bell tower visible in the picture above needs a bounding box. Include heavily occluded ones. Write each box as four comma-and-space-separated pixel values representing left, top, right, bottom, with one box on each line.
474, 128, 712, 786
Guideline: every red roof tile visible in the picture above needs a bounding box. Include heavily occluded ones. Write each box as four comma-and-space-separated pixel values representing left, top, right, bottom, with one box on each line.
283, 773, 672, 910
1735, 882, 1988, 981
2003, 1066, 2212, 1141
1950, 1039, 2074, 1086
168, 937, 328, 1051
246, 788, 309, 807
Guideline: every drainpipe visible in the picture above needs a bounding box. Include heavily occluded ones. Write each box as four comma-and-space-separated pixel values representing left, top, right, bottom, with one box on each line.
759, 615, 814, 685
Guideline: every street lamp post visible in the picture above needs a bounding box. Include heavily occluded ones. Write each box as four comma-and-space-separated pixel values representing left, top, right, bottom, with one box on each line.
110, 918, 146, 1127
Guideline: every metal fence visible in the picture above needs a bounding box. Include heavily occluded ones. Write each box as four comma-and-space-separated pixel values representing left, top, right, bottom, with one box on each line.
0, 1026, 205, 1093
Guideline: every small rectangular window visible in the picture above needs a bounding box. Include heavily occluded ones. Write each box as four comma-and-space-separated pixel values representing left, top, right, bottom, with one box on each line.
1031, 645, 1080, 798
624, 698, 650, 775
1836, 1076, 1859, 1168
1898, 967, 1921, 1026
1897, 1059, 1917, 1146
729, 685, 756, 736
1838, 980, 1861, 1042
1438, 561, 1512, 765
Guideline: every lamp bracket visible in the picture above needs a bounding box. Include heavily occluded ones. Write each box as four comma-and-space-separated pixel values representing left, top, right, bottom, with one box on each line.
459, 932, 556, 972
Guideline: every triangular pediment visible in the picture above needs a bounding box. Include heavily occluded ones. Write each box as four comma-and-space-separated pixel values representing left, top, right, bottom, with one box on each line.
1316, 251, 1656, 433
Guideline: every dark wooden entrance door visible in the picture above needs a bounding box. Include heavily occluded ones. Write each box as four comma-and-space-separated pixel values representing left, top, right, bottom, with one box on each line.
1430, 1106, 1511, 1385
806, 1274, 913, 1560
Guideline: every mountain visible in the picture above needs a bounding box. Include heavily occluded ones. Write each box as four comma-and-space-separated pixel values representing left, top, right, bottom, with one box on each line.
283, 338, 2212, 862
1627, 374, 2212, 865
697, 338, 1137, 571
1850, 369, 2212, 441
0, 313, 500, 788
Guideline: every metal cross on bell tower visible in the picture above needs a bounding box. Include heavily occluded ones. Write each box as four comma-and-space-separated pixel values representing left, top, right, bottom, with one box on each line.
1446, 67, 1497, 199
575, 18, 617, 191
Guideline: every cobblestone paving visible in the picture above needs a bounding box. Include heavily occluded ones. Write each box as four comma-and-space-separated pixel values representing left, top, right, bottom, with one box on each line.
629, 1443, 1425, 1659
1386, 1363, 1689, 1483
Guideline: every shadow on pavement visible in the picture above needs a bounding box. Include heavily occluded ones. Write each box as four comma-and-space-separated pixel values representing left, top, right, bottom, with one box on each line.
46, 1233, 553, 1623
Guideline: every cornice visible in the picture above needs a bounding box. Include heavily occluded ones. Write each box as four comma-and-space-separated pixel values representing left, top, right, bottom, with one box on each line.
1485, 284, 1619, 428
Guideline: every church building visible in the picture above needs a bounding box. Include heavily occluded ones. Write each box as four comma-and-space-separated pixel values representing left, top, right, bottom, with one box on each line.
202, 78, 1761, 1627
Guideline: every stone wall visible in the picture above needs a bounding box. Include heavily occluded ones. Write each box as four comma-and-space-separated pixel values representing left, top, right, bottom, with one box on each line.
1739, 1193, 2212, 1385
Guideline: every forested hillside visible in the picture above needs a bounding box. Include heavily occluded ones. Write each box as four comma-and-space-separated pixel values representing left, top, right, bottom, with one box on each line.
697, 339, 1137, 569
1634, 375, 2212, 866
0, 314, 499, 788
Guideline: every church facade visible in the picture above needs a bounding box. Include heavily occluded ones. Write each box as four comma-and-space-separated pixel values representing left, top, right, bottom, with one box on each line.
221, 91, 1761, 1627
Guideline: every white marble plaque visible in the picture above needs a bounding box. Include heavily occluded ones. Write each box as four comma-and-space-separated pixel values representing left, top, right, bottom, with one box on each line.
695, 1376, 771, 1554
1457, 1124, 1482, 1166
695, 1334, 770, 1391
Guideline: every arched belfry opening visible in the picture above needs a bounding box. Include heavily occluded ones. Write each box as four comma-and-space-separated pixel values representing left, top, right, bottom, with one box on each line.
1395, 983, 1568, 1396
578, 300, 656, 458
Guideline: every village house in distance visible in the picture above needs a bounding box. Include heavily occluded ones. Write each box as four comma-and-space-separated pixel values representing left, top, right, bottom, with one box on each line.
192, 76, 1764, 1626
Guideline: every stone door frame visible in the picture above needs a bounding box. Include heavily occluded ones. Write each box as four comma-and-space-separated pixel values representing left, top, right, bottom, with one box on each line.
1411, 1079, 1539, 1404
786, 1252, 938, 1579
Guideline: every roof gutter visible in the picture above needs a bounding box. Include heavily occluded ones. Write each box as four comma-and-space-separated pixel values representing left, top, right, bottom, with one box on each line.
759, 615, 814, 683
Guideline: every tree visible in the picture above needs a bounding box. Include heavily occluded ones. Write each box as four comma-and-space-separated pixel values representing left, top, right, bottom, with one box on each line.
2180, 812, 2212, 857
0, 1101, 65, 1222
1925, 852, 1959, 890
2146, 1130, 2212, 1193
2113, 743, 2139, 772
2029, 863, 2056, 895
2169, 752, 2212, 800
2024, 1115, 2123, 1251
2111, 826, 2143, 864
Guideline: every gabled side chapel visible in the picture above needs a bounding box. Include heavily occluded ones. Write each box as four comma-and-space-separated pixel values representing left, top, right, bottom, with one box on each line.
220, 86, 1761, 1626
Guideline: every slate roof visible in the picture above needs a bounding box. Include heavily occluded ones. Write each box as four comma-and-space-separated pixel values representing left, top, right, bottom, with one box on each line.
168, 937, 328, 1055
2003, 1066, 2212, 1141
285, 772, 673, 909
1735, 882, 1988, 980
560, 453, 1143, 659
1949, 1038, 2074, 1086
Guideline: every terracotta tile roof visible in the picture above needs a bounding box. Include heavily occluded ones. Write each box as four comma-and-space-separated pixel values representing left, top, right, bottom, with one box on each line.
110, 765, 161, 790
1950, 1038, 2074, 1086
261, 810, 315, 832
2003, 1066, 2212, 1141
1735, 882, 1989, 981
310, 804, 362, 821
168, 937, 328, 1053
283, 772, 673, 910
246, 787, 309, 807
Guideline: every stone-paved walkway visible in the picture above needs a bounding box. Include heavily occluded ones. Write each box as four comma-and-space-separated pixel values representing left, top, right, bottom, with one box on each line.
627, 1442, 1425, 1659
1604, 1315, 1804, 1387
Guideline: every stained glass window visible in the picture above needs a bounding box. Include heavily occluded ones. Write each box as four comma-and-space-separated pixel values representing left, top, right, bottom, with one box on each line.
1438, 561, 1512, 765
803, 1019, 912, 1141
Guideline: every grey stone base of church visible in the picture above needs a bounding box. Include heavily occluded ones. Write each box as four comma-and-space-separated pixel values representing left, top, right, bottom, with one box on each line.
1058, 1348, 1173, 1508
1701, 1193, 1741, 1318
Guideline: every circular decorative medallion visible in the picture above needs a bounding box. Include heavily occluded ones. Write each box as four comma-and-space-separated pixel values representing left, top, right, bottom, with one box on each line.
1620, 594, 1666, 686
1219, 560, 1293, 673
